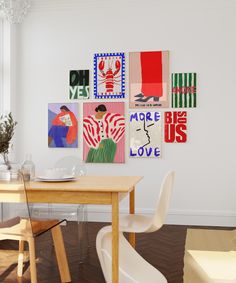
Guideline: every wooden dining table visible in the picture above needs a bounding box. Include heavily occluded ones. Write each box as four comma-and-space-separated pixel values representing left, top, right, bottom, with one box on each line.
0, 175, 142, 283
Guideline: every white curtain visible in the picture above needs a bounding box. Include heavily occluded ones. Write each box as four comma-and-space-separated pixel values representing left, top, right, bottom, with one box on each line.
0, 18, 3, 114
0, 18, 12, 115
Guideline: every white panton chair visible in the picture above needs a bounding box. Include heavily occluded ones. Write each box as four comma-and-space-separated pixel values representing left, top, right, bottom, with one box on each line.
119, 171, 175, 233
96, 225, 167, 283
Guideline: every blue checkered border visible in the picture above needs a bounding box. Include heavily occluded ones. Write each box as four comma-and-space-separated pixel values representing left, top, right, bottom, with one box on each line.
93, 52, 125, 99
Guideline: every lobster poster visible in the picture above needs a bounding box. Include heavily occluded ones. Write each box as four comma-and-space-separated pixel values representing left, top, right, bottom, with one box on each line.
93, 52, 125, 99
48, 103, 78, 148
129, 111, 162, 158
172, 73, 197, 108
164, 111, 187, 143
69, 70, 89, 99
83, 102, 125, 163
129, 51, 169, 108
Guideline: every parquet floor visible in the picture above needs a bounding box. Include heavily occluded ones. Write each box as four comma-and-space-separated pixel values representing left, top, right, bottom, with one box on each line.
0, 222, 188, 283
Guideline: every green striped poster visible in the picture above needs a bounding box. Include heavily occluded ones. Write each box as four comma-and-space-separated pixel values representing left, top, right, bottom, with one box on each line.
171, 73, 197, 108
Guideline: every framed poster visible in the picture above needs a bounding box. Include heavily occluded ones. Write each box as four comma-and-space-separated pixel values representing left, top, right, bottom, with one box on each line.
172, 73, 197, 108
48, 103, 78, 148
69, 70, 89, 99
83, 102, 125, 163
130, 111, 162, 158
93, 52, 125, 99
129, 51, 169, 108
164, 111, 187, 143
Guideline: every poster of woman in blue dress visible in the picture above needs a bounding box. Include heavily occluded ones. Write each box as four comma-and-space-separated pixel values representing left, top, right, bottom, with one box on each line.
48, 103, 78, 148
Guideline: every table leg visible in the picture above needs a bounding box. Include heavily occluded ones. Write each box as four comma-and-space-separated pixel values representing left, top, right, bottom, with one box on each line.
112, 192, 119, 283
129, 187, 136, 248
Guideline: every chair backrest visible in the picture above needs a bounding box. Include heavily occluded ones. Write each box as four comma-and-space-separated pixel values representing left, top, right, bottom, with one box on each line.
148, 171, 175, 232
0, 171, 64, 238
0, 171, 33, 237
54, 156, 86, 177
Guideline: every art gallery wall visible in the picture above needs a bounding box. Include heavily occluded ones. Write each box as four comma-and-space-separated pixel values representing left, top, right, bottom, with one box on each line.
12, 0, 236, 225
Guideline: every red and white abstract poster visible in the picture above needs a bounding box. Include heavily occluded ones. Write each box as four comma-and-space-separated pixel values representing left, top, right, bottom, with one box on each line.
164, 111, 187, 143
129, 51, 169, 108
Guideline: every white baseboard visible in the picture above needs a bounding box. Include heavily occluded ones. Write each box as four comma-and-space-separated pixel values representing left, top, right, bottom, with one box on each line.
86, 207, 236, 227
167, 209, 236, 227
9, 204, 236, 227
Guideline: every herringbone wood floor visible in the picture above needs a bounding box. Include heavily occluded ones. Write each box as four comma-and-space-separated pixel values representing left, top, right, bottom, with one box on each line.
0, 222, 188, 283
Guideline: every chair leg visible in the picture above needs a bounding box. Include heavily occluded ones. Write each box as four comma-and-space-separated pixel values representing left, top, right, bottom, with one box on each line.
77, 205, 89, 263
83, 205, 90, 247
51, 225, 71, 283
28, 238, 37, 283
78, 220, 84, 263
17, 240, 25, 277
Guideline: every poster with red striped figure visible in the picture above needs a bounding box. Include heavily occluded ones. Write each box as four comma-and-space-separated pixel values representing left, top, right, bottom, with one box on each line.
164, 111, 187, 143
83, 102, 125, 163
129, 51, 169, 108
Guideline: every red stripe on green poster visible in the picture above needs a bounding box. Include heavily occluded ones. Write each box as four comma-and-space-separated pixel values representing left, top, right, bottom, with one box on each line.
171, 73, 197, 108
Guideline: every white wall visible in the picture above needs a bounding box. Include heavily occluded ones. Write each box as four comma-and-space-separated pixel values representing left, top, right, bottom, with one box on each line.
14, 0, 236, 226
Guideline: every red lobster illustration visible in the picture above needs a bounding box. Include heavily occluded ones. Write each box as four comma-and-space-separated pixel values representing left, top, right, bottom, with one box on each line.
98, 58, 121, 93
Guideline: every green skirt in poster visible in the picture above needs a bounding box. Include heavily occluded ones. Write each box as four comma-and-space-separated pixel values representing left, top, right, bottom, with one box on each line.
86, 138, 117, 163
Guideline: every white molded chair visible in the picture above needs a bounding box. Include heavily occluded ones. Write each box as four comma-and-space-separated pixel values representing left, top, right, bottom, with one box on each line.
119, 171, 175, 233
96, 226, 167, 283
184, 229, 236, 283
184, 250, 236, 283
